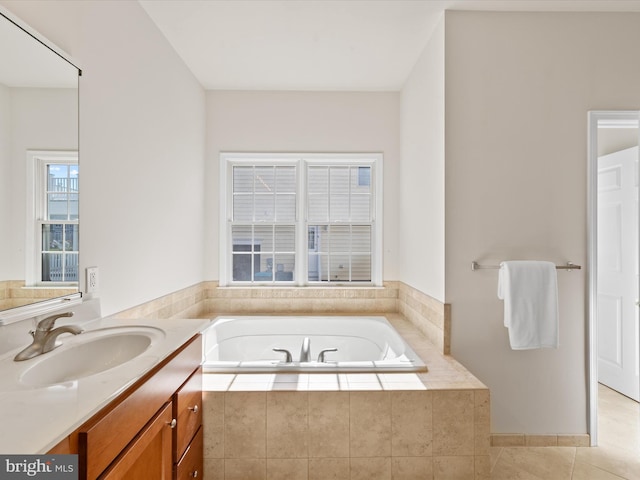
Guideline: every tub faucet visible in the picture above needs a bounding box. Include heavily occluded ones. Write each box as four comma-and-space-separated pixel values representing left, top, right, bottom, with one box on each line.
273, 348, 293, 363
299, 337, 311, 363
13, 312, 83, 361
317, 348, 338, 363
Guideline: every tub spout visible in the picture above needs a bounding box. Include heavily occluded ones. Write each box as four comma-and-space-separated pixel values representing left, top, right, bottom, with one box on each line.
299, 337, 311, 362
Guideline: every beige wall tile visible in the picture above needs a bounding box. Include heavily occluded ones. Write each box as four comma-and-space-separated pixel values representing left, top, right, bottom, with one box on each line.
225, 458, 266, 480
525, 435, 558, 447
391, 457, 433, 480
474, 419, 490, 456
474, 390, 490, 425
433, 456, 474, 480
112, 281, 453, 355
350, 457, 392, 480
557, 434, 590, 447
308, 458, 350, 480
266, 392, 309, 458
204, 458, 224, 480
203, 391, 225, 458
391, 391, 433, 456
490, 434, 525, 447
474, 455, 490, 480
224, 392, 266, 458
433, 391, 474, 456
266, 459, 308, 480
309, 392, 350, 458
473, 390, 490, 457
350, 392, 391, 457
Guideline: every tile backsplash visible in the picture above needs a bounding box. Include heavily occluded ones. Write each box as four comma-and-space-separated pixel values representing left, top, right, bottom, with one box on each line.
114, 281, 451, 354
0, 280, 77, 310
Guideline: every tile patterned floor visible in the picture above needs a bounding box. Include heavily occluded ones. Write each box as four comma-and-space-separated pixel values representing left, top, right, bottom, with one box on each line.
490, 385, 640, 479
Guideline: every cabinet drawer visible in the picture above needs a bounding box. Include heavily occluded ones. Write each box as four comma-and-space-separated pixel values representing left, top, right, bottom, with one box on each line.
175, 427, 203, 480
174, 367, 202, 460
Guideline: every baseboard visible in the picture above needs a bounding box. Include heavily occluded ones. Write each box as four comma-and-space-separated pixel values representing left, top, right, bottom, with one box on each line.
490, 433, 590, 447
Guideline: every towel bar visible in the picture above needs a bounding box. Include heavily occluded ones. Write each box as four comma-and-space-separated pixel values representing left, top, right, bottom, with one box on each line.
471, 261, 581, 271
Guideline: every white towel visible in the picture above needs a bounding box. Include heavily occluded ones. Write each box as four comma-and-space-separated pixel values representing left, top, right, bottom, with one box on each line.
497, 260, 559, 350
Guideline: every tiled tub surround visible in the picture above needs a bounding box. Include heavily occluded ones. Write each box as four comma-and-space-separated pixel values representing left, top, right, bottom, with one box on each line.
115, 281, 451, 354
201, 314, 490, 480
113, 282, 591, 462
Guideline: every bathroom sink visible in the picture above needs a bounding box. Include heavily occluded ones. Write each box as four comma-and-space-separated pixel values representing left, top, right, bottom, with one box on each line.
19, 326, 165, 387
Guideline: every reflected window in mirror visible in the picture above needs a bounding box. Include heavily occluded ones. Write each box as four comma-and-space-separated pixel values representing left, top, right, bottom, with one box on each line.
27, 151, 79, 286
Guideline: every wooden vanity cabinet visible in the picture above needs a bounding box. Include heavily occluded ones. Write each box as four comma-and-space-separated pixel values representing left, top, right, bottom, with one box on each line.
48, 334, 203, 480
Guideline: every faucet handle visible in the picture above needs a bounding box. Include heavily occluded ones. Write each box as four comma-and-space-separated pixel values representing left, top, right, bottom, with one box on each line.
317, 348, 338, 363
273, 348, 293, 363
36, 311, 74, 332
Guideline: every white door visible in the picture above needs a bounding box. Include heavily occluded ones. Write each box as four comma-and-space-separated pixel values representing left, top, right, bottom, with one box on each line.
597, 146, 639, 401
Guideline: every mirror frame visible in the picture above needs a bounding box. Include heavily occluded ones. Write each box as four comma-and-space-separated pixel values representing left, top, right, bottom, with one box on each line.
0, 7, 82, 325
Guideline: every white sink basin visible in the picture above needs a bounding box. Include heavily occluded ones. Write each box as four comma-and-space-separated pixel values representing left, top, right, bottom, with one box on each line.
19, 326, 165, 387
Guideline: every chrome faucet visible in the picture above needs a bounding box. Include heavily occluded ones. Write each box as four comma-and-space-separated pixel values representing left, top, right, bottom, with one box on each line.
317, 348, 338, 363
13, 312, 83, 361
273, 348, 293, 363
299, 337, 311, 363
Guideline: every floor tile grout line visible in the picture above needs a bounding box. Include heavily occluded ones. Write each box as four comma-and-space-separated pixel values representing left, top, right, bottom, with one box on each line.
569, 446, 577, 479
490, 446, 504, 473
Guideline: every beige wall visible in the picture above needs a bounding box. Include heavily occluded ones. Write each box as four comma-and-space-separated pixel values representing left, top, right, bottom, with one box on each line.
399, 16, 445, 302
205, 90, 401, 282
445, 11, 640, 434
1, 0, 206, 317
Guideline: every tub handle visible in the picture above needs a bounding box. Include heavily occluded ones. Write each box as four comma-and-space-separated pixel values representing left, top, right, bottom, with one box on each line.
317, 348, 338, 363
273, 348, 293, 363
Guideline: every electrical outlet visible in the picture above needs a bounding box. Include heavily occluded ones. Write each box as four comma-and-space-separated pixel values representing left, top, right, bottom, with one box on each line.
86, 266, 99, 294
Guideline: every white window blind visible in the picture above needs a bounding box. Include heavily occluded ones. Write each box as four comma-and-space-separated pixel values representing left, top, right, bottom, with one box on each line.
220, 153, 382, 286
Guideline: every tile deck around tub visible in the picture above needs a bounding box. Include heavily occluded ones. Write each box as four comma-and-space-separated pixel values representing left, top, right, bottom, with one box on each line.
202, 313, 491, 480
203, 372, 429, 392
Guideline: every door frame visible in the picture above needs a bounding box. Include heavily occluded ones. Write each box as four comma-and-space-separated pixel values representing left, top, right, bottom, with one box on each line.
587, 110, 640, 446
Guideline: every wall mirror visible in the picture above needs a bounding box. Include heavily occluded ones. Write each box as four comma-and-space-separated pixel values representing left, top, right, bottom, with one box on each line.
0, 10, 81, 324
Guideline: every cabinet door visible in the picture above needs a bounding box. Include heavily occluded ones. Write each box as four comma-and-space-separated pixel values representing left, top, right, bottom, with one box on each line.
99, 402, 173, 480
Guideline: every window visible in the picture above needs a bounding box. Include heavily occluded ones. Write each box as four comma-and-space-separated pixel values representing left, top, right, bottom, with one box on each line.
26, 151, 79, 285
220, 153, 382, 286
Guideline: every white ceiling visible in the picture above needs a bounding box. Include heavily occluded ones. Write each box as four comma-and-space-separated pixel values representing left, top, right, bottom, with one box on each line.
139, 0, 640, 92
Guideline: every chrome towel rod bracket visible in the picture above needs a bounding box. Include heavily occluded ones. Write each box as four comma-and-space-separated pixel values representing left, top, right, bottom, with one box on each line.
471, 261, 581, 271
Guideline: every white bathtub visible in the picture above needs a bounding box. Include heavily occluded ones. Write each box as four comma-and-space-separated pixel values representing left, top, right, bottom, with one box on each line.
202, 315, 427, 373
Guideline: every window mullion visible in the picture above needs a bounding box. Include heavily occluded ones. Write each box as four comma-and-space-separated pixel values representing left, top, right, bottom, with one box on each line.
297, 159, 306, 286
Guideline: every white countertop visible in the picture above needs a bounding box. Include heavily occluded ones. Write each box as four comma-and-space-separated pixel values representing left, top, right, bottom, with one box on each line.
0, 312, 211, 454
